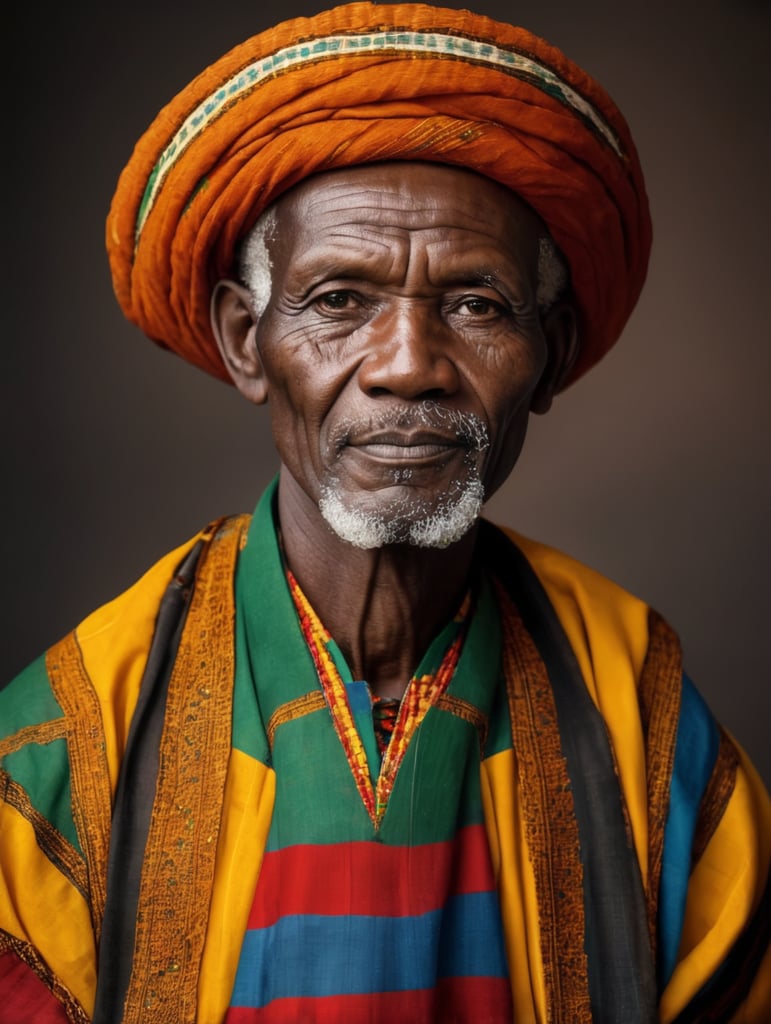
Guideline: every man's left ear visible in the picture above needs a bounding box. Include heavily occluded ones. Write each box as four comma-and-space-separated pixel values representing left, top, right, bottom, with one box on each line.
530, 300, 581, 414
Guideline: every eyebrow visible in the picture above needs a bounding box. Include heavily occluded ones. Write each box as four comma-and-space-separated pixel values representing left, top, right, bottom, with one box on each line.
434, 267, 531, 298
455, 272, 500, 287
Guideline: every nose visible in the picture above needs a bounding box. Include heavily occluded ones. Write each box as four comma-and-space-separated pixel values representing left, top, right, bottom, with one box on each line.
357, 301, 460, 400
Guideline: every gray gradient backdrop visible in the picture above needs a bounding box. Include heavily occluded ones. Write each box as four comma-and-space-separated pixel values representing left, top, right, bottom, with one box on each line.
4, 0, 770, 786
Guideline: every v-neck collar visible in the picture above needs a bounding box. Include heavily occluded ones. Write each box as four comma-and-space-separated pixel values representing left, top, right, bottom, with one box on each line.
233, 479, 502, 830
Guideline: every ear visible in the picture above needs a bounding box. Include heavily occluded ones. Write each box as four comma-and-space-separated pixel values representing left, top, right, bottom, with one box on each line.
210, 280, 269, 405
530, 300, 581, 415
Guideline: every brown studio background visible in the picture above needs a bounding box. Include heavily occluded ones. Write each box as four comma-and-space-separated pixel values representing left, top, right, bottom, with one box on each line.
4, 0, 770, 786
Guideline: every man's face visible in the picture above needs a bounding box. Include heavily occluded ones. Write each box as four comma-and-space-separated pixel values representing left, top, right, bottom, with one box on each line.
248, 162, 557, 548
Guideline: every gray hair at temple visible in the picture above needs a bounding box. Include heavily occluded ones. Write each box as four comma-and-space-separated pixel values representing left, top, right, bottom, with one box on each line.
238, 201, 569, 318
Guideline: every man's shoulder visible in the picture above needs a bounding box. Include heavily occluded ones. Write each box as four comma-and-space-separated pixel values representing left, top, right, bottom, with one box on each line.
494, 523, 652, 620
2, 514, 252, 727
76, 512, 251, 641
487, 521, 657, 691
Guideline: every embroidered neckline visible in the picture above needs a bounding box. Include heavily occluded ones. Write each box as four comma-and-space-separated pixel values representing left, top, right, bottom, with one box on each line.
286, 568, 470, 825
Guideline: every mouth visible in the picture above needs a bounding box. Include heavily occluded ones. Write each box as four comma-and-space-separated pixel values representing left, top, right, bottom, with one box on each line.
348, 430, 463, 463
329, 403, 491, 477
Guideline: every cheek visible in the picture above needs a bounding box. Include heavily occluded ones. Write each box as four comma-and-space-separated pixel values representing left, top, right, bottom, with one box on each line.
259, 320, 358, 401
489, 400, 531, 459
480, 412, 531, 498
467, 321, 547, 388
472, 348, 546, 490
472, 341, 545, 429
260, 343, 355, 475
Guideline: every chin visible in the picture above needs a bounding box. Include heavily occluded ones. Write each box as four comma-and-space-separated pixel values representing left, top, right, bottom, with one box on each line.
318, 478, 485, 550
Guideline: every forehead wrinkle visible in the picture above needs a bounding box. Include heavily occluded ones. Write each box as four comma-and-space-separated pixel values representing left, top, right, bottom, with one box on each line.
301, 183, 483, 231
278, 171, 543, 293
287, 232, 402, 284
301, 184, 402, 221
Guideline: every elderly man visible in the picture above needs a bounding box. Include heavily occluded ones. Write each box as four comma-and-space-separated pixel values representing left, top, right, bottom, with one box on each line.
1, 3, 768, 1022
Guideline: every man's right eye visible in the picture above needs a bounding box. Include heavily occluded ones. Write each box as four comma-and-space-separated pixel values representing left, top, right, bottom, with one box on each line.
316, 290, 355, 311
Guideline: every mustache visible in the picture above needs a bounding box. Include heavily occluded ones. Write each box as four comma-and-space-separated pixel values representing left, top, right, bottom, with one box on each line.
332, 401, 490, 453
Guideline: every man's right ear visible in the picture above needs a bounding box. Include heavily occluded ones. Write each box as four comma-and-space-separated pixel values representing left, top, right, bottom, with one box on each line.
210, 280, 269, 405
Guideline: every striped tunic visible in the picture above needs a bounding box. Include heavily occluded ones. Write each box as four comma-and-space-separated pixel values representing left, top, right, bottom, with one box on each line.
1, 480, 769, 1021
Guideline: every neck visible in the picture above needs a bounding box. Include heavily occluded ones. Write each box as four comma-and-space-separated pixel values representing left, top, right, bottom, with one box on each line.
277, 471, 479, 699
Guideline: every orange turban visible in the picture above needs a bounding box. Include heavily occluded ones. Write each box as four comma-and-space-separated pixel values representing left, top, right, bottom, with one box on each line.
106, 1, 651, 388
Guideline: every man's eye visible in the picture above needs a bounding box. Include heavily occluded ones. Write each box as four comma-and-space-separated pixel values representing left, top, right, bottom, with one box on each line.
316, 290, 356, 311
459, 296, 503, 316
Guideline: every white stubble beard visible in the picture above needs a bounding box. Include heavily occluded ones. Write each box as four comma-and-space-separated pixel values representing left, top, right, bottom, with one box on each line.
317, 403, 490, 550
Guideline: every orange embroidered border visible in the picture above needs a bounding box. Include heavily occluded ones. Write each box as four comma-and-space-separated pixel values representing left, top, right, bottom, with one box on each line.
121, 516, 248, 1024
494, 580, 590, 1023
46, 633, 113, 945
435, 692, 488, 752
637, 609, 683, 954
0, 717, 66, 758
266, 691, 327, 749
0, 767, 88, 900
0, 928, 90, 1024
691, 727, 739, 866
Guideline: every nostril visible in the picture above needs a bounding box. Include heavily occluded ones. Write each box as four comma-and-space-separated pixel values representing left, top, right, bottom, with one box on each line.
365, 384, 449, 399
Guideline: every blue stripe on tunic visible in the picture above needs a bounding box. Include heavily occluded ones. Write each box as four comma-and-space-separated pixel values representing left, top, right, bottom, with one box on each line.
659, 673, 719, 986
230, 890, 508, 1006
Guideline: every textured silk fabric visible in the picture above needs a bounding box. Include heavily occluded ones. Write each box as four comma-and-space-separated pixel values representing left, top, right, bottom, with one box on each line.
105, 2, 651, 389
1, 488, 769, 1020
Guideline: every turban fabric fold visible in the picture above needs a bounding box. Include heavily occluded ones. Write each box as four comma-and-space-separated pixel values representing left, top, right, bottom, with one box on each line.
106, 1, 651, 387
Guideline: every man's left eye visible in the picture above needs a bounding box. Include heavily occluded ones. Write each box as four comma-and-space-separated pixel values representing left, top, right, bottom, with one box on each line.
459, 296, 503, 316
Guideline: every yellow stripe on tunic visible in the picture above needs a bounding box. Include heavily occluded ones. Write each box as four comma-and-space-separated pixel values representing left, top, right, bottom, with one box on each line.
481, 749, 546, 1023
197, 750, 276, 1024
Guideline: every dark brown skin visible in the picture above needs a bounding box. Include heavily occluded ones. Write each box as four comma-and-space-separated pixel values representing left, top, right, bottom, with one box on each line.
211, 163, 578, 698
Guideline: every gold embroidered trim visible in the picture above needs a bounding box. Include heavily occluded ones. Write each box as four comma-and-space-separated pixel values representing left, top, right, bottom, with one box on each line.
0, 928, 90, 1024
0, 717, 67, 758
637, 608, 683, 955
121, 516, 248, 1024
266, 691, 327, 749
691, 728, 739, 866
46, 633, 113, 945
494, 581, 590, 1023
435, 692, 488, 752
0, 768, 89, 900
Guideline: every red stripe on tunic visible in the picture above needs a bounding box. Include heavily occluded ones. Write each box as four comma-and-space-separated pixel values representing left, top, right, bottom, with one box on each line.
224, 975, 513, 1023
249, 823, 495, 929
248, 824, 496, 928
